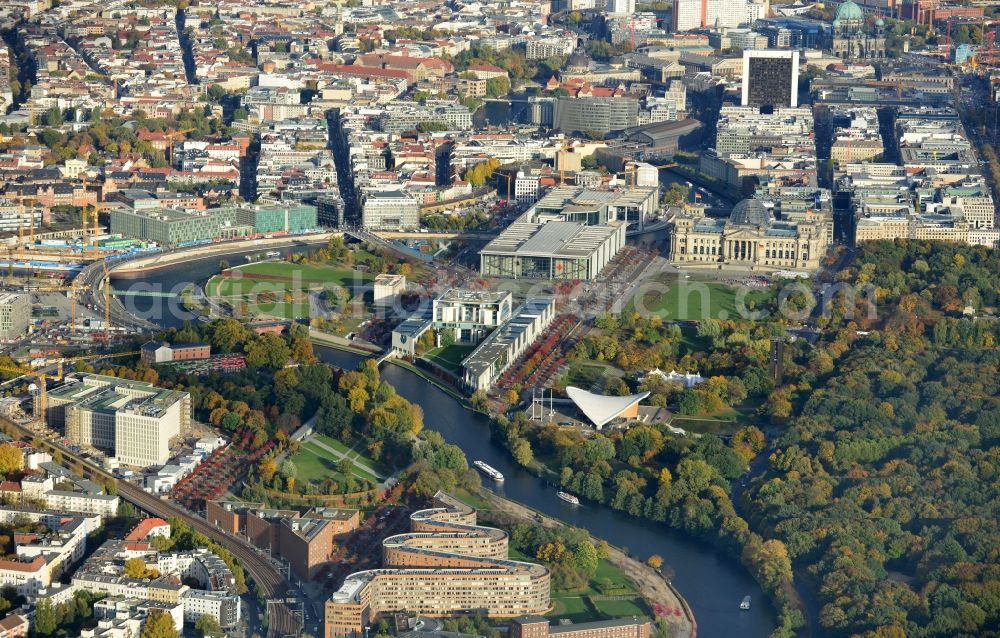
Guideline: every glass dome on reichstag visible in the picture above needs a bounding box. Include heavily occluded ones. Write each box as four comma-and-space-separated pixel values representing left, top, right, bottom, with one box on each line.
729, 199, 774, 227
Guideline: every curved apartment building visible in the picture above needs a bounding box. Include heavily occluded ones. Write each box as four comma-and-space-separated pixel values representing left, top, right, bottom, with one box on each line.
325, 492, 550, 638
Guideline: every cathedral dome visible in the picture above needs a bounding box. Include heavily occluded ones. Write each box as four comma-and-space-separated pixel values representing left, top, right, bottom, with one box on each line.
729, 199, 773, 227
834, 0, 864, 23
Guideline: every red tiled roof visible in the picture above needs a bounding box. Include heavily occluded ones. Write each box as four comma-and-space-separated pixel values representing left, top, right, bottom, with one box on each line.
125, 517, 169, 542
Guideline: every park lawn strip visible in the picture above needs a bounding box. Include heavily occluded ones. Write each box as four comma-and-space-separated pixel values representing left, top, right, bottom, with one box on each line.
592, 598, 651, 617
301, 441, 379, 483
238, 261, 374, 284
313, 434, 385, 477
452, 488, 491, 511
287, 446, 348, 484
422, 344, 476, 375
208, 261, 374, 298
547, 595, 592, 622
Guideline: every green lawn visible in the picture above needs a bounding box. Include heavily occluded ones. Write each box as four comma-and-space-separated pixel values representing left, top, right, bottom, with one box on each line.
593, 598, 651, 618
452, 488, 491, 511
288, 438, 381, 486
422, 343, 476, 375
312, 434, 384, 478
548, 595, 593, 622
592, 560, 634, 592
566, 361, 608, 389
207, 261, 372, 298
303, 442, 379, 482
314, 433, 352, 455
631, 279, 772, 322
669, 399, 763, 436
287, 446, 353, 484
511, 547, 643, 620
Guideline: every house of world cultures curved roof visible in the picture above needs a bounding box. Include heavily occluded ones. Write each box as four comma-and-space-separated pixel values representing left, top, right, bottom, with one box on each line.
565, 386, 651, 429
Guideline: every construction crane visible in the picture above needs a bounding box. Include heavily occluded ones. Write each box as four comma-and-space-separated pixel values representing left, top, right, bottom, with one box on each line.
164, 128, 195, 167
559, 139, 570, 186
0, 351, 139, 425
80, 174, 100, 257
54, 350, 140, 379
0, 363, 49, 424
81, 205, 101, 258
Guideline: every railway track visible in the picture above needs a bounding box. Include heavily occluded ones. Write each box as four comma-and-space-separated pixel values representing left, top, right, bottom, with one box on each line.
0, 417, 301, 638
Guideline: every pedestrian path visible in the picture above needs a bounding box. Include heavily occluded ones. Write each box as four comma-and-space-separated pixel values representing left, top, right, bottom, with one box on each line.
306, 436, 386, 481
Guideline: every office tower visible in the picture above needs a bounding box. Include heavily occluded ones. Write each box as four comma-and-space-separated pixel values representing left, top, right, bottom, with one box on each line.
607, 0, 636, 14
741, 49, 800, 108
672, 0, 748, 31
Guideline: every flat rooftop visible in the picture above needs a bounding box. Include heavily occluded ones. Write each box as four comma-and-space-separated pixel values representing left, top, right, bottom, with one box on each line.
462, 298, 555, 378
481, 221, 624, 259
533, 186, 657, 214
438, 288, 510, 305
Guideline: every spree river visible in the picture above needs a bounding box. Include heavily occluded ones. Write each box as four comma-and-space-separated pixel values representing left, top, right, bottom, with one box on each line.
113, 248, 777, 638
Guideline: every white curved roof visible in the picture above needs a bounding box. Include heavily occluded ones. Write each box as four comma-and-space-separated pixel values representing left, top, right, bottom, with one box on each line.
565, 386, 650, 428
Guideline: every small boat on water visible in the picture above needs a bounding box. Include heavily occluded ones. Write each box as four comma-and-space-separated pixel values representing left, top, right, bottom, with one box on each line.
557, 491, 580, 505
740, 596, 751, 610
473, 460, 504, 481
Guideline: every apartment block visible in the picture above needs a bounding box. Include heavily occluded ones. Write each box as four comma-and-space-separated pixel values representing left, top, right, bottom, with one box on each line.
0, 293, 30, 341
326, 493, 549, 638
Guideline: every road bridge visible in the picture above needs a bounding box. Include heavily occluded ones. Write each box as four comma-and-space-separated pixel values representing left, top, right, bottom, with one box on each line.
342, 227, 433, 262
375, 230, 498, 240
109, 288, 178, 298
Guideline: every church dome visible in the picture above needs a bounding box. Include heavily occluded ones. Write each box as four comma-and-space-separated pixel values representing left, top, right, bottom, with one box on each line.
729, 199, 773, 227
566, 49, 592, 72
875, 18, 885, 26
834, 0, 864, 23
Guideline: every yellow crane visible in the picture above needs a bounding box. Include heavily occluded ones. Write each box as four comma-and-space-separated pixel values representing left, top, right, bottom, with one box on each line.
0, 351, 139, 425
54, 350, 140, 380
0, 363, 50, 424
164, 128, 195, 166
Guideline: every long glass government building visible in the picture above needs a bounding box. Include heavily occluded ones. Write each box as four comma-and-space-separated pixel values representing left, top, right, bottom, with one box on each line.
479, 220, 626, 280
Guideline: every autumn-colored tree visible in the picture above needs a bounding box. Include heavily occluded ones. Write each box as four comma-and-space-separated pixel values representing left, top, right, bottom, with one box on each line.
124, 557, 156, 579
259, 458, 278, 483
536, 541, 568, 562
647, 554, 664, 569
140, 611, 179, 638
0, 444, 24, 476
